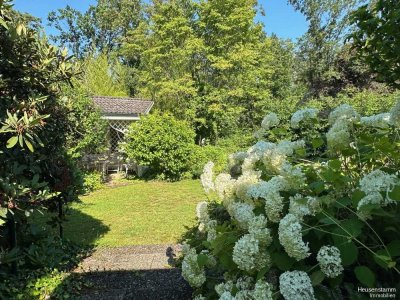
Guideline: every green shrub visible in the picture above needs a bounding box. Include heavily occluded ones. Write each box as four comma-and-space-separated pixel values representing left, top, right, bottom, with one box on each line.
181, 101, 400, 299
82, 172, 103, 193
306, 87, 400, 116
190, 132, 255, 178
124, 113, 195, 180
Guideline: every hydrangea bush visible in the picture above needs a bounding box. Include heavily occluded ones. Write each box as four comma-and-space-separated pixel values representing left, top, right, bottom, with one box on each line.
181, 101, 400, 299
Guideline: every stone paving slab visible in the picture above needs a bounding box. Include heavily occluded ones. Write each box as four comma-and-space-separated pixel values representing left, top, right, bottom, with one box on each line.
75, 244, 182, 272
75, 244, 192, 299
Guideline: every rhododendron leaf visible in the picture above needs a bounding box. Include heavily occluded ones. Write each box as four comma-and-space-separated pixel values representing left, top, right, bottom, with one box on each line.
355, 266, 375, 288
310, 270, 325, 286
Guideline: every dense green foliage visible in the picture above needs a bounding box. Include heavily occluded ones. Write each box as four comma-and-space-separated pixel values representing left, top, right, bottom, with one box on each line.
0, 2, 87, 298
350, 0, 400, 88
124, 113, 195, 180
0, 0, 79, 241
182, 101, 400, 299
48, 0, 143, 57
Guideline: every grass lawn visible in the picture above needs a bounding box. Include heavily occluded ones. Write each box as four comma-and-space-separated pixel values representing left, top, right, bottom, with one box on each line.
37, 180, 205, 247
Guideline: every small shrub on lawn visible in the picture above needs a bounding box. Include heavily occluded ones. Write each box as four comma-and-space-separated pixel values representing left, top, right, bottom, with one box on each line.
83, 171, 104, 193
181, 101, 400, 299
124, 113, 195, 180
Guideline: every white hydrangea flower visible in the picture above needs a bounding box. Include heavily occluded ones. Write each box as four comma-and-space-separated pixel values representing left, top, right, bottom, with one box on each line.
357, 170, 398, 213
289, 194, 320, 220
247, 177, 288, 222
219, 291, 235, 300
290, 108, 319, 128
328, 104, 360, 125
261, 112, 280, 129
216, 280, 234, 296
206, 220, 218, 242
248, 215, 272, 246
181, 247, 206, 288
317, 245, 344, 278
361, 113, 391, 128
252, 280, 273, 300
326, 121, 351, 151
279, 271, 315, 300
234, 171, 261, 201
230, 202, 255, 229
196, 201, 209, 224
389, 99, 400, 127
235, 276, 254, 291
359, 169, 398, 195
215, 173, 236, 200
201, 161, 215, 193
278, 214, 310, 261
232, 234, 270, 272
277, 140, 306, 156
279, 163, 306, 190
357, 192, 384, 212
229, 151, 248, 168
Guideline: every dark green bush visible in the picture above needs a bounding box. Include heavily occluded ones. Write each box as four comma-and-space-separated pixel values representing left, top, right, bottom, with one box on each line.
124, 113, 195, 180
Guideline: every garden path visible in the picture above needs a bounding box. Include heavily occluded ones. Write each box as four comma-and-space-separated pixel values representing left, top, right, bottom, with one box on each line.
74, 244, 191, 300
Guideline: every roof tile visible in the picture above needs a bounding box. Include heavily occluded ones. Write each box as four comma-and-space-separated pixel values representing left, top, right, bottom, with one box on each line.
92, 96, 154, 115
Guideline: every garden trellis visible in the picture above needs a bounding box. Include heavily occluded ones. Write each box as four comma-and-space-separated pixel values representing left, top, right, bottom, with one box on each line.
92, 96, 154, 151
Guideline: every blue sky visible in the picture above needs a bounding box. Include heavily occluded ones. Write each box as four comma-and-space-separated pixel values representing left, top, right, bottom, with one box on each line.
14, 0, 308, 40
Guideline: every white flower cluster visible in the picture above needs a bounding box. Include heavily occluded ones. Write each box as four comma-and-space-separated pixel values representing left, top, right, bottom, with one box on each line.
328, 104, 360, 125
230, 202, 255, 229
216, 277, 273, 300
289, 194, 320, 220
196, 202, 218, 241
278, 214, 310, 261
201, 161, 215, 193
290, 108, 319, 128
357, 169, 398, 212
361, 113, 391, 128
247, 177, 286, 222
261, 112, 280, 130
279, 271, 315, 300
196, 201, 209, 224
248, 215, 272, 246
317, 245, 344, 278
215, 173, 236, 201
232, 234, 270, 272
234, 171, 261, 202
327, 104, 359, 151
194, 295, 206, 300
389, 99, 400, 127
181, 246, 206, 288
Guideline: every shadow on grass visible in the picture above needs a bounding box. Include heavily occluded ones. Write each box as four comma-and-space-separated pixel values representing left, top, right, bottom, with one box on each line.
32, 207, 110, 247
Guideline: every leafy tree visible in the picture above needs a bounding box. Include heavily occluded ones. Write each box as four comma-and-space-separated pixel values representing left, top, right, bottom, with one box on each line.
47, 0, 143, 57
350, 0, 400, 88
122, 0, 201, 122
0, 0, 80, 259
289, 0, 362, 98
195, 0, 275, 140
79, 53, 130, 97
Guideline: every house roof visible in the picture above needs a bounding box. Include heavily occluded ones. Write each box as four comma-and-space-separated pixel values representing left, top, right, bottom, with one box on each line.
92, 96, 154, 116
